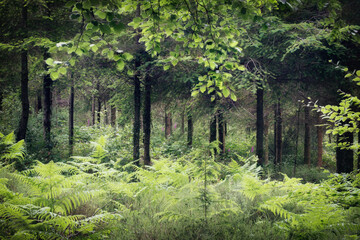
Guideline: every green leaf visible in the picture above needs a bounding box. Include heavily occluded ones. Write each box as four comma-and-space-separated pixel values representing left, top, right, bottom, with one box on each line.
238, 65, 246, 71
200, 85, 206, 93
163, 65, 170, 71
117, 60, 125, 71
123, 53, 133, 61
222, 88, 230, 98
127, 70, 134, 76
65, 0, 76, 8
59, 67, 67, 75
345, 73, 352, 78
209, 61, 216, 70
229, 40, 238, 48
69, 58, 76, 66
90, 44, 98, 52
171, 59, 178, 66
95, 10, 107, 20
191, 91, 199, 97
45, 58, 54, 66
50, 71, 59, 80
230, 93, 237, 101
113, 22, 125, 33
356, 70, 360, 77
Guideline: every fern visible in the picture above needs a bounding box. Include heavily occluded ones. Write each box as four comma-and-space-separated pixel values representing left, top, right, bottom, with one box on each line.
0, 132, 25, 165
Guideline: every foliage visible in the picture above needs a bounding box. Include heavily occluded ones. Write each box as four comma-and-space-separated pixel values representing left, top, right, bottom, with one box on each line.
0, 132, 25, 165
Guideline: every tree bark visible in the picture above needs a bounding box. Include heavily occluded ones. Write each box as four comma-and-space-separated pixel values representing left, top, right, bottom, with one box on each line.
181, 108, 185, 135
336, 133, 354, 173
304, 105, 311, 166
16, 4, 29, 141
111, 105, 116, 127
274, 100, 282, 165
133, 3, 141, 166
35, 90, 42, 113
97, 83, 101, 126
294, 104, 301, 175
256, 83, 264, 165
273, 104, 277, 165
187, 109, 193, 147
91, 95, 95, 126
316, 113, 323, 168
165, 110, 172, 138
69, 73, 74, 156
143, 70, 151, 165
104, 101, 109, 125
264, 118, 269, 165
218, 109, 225, 155
43, 50, 52, 151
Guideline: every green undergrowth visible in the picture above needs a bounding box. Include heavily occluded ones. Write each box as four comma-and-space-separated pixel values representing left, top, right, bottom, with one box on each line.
1, 131, 360, 239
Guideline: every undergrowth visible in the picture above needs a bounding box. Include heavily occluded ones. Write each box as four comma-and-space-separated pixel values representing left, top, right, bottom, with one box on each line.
0, 130, 359, 239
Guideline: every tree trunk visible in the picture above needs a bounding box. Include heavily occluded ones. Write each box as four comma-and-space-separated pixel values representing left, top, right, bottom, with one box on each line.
143, 70, 151, 165
35, 90, 42, 113
273, 104, 277, 165
43, 50, 52, 151
133, 3, 141, 166
111, 105, 116, 128
187, 110, 193, 147
218, 109, 225, 155
264, 119, 269, 165
165, 111, 172, 138
336, 133, 354, 173
274, 100, 282, 166
316, 113, 323, 168
294, 105, 301, 175
256, 83, 264, 165
97, 83, 101, 126
16, 5, 29, 141
91, 95, 95, 126
304, 105, 311, 166
104, 101, 109, 125
69, 74, 74, 156
181, 108, 185, 135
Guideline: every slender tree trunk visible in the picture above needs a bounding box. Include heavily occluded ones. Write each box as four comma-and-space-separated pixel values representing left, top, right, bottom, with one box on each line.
91, 95, 95, 126
16, 4, 29, 141
218, 109, 225, 155
256, 83, 264, 165
43, 50, 52, 151
187, 110, 193, 147
96, 83, 101, 126
294, 105, 301, 175
143, 70, 151, 165
165, 111, 172, 138
35, 90, 42, 113
181, 108, 185, 135
133, 3, 141, 166
224, 121, 227, 136
104, 100, 109, 125
274, 104, 277, 165
316, 113, 323, 168
304, 105, 311, 166
111, 105, 116, 128
264, 118, 269, 165
0, 90, 2, 111
274, 100, 282, 166
69, 74, 74, 156
358, 132, 360, 170
336, 133, 354, 173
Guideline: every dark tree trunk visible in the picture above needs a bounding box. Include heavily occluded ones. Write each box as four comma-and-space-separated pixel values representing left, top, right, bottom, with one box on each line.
165, 111, 172, 138
181, 109, 185, 135
96, 83, 101, 126
218, 109, 225, 155
304, 105, 311, 166
132, 3, 141, 166
273, 104, 277, 165
187, 110, 193, 147
336, 133, 354, 173
317, 113, 323, 168
294, 105, 301, 175
16, 5, 29, 141
264, 118, 269, 165
69, 74, 74, 155
224, 121, 227, 136
256, 83, 264, 165
35, 90, 42, 113
111, 105, 116, 127
358, 132, 360, 170
43, 50, 52, 150
104, 101, 109, 125
143, 71, 151, 165
91, 95, 95, 126
274, 100, 282, 165
0, 90, 2, 111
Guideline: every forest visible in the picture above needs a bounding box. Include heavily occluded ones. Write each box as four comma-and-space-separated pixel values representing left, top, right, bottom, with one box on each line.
0, 0, 360, 239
